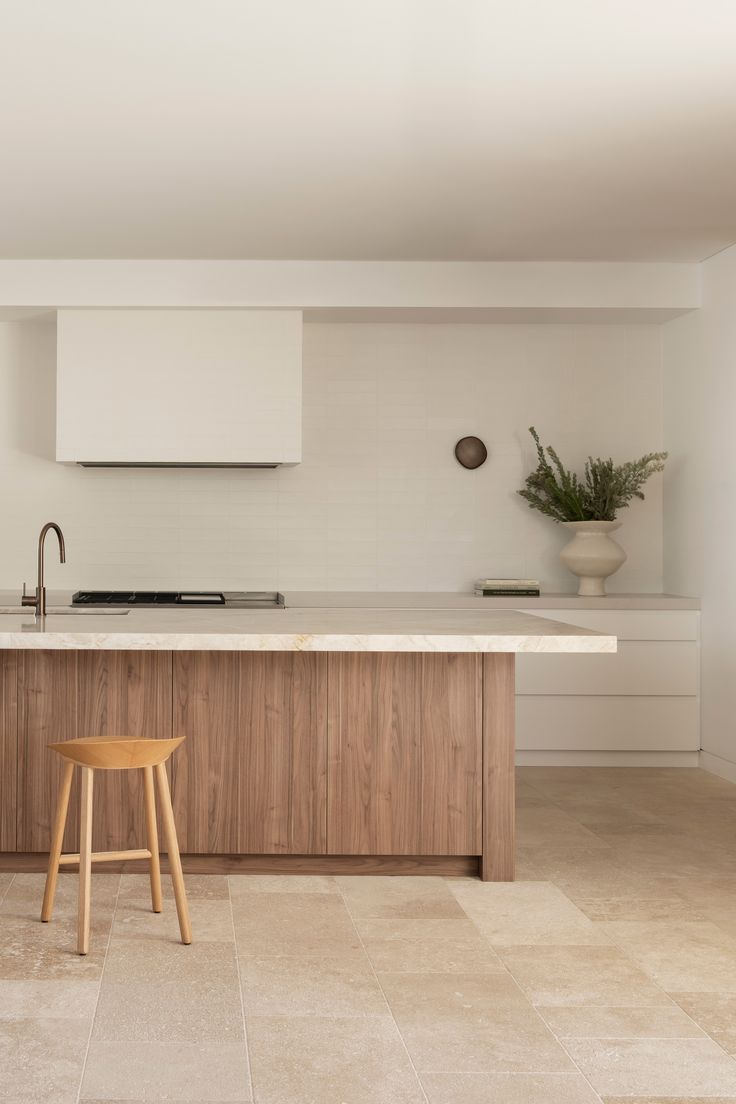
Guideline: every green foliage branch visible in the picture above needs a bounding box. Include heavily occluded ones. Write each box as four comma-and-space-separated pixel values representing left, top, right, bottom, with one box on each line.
518, 427, 667, 523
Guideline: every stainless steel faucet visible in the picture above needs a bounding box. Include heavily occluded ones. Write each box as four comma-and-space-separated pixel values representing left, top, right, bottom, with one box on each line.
22, 522, 66, 616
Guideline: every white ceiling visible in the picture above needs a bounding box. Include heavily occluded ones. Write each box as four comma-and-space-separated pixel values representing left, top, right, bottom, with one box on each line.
1, 1, 735, 262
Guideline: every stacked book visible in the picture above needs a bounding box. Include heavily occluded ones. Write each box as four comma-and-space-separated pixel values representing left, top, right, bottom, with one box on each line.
474, 578, 540, 597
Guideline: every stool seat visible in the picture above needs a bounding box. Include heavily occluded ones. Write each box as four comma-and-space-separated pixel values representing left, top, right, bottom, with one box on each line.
42, 734, 190, 954
48, 735, 185, 770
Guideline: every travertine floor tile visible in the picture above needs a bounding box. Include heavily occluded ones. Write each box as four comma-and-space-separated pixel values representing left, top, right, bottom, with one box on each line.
3, 871, 120, 911
232, 892, 362, 957
0, 1017, 90, 1103
673, 875, 736, 908
674, 993, 736, 1054
379, 967, 530, 1016
517, 806, 611, 849
521, 849, 684, 902
229, 874, 337, 895
549, 798, 662, 829
515, 782, 552, 808
565, 1037, 736, 1097
0, 978, 98, 1019
116, 873, 229, 901
92, 978, 245, 1042
103, 937, 239, 984
113, 897, 234, 942
500, 945, 671, 1006
393, 1005, 576, 1073
239, 954, 387, 1016
421, 1070, 603, 1103
81, 1041, 251, 1101
602, 1098, 736, 1103
595, 823, 705, 844
0, 915, 109, 980
702, 907, 736, 942
379, 971, 574, 1072
576, 896, 706, 922
598, 920, 736, 993
246, 1015, 425, 1103
337, 875, 466, 919
354, 916, 491, 942
599, 836, 734, 878
450, 881, 610, 945
539, 1003, 706, 1038
7, 770, 736, 1104
515, 851, 544, 879
0, 872, 14, 903
356, 917, 503, 973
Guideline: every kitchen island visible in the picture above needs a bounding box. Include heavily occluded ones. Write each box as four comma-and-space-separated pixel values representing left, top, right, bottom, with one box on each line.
0, 606, 615, 880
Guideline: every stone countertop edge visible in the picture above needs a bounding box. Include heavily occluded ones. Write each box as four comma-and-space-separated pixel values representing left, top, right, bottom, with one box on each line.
282, 591, 700, 610
3, 589, 699, 611
0, 606, 617, 653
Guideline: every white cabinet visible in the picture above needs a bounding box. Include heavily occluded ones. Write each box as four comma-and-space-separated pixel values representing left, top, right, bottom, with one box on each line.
517, 697, 699, 752
516, 609, 700, 756
517, 643, 698, 696
56, 309, 302, 466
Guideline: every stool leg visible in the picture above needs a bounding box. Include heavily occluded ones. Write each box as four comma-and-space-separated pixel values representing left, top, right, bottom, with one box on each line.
155, 761, 191, 945
77, 766, 94, 956
41, 760, 75, 923
143, 765, 162, 913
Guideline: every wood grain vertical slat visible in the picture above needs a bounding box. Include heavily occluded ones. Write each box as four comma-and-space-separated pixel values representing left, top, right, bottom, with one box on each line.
420, 653, 482, 855
328, 652, 422, 854
289, 653, 328, 853
481, 652, 516, 881
76, 650, 172, 852
242, 652, 327, 854
172, 651, 239, 853
242, 654, 280, 852
18, 651, 79, 852
0, 651, 18, 851
172, 651, 327, 855
17, 650, 172, 853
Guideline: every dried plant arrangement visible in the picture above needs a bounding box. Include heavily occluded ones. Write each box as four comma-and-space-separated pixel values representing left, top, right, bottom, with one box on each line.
518, 427, 667, 523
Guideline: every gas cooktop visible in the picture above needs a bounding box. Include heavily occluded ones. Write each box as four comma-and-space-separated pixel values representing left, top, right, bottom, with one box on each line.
71, 591, 285, 609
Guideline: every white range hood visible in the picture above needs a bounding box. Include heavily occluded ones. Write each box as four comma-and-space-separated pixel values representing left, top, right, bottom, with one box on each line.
56, 309, 302, 466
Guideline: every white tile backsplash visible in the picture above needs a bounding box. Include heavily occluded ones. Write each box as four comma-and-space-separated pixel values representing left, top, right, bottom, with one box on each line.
0, 319, 664, 593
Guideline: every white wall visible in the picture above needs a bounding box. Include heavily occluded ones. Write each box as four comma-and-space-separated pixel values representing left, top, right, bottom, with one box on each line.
664, 243, 736, 776
0, 318, 664, 593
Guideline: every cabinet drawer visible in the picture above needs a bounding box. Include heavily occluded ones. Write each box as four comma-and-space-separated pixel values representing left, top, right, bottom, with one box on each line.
517, 641, 698, 696
521, 609, 699, 641
517, 695, 700, 751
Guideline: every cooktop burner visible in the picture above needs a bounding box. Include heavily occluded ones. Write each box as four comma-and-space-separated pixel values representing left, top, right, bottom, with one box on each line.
71, 591, 284, 609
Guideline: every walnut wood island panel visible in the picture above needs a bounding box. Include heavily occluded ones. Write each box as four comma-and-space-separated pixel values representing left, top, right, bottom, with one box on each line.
0, 606, 615, 880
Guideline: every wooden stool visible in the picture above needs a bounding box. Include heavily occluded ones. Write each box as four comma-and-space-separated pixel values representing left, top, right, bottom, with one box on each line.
41, 736, 191, 955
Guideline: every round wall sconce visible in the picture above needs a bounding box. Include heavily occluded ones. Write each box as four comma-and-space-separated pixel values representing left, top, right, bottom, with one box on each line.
454, 436, 488, 469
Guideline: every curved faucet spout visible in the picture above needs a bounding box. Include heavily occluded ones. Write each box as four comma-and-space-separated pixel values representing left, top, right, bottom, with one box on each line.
40, 522, 66, 567
22, 522, 67, 617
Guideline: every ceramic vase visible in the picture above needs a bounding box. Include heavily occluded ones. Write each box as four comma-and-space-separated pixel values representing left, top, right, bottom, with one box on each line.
559, 520, 626, 596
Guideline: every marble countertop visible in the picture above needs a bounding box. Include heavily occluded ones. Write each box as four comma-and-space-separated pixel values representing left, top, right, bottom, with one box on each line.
0, 589, 698, 612
282, 591, 700, 610
0, 606, 616, 653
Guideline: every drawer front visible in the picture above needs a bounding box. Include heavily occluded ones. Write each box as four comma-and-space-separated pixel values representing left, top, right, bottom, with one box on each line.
517, 695, 700, 752
521, 609, 699, 641
517, 641, 698, 696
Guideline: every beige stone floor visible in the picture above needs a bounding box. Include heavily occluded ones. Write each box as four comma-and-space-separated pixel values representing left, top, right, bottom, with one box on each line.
3, 768, 736, 1102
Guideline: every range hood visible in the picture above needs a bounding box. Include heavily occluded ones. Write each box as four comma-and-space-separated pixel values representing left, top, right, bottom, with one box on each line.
56, 309, 302, 467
